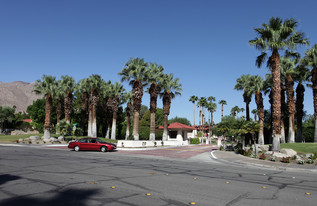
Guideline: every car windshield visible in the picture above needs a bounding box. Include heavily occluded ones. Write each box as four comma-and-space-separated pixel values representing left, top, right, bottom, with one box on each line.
96, 138, 105, 143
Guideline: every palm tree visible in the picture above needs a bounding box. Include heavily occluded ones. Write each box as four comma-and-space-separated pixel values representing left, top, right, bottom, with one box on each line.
146, 63, 164, 140
251, 109, 257, 122
234, 74, 253, 121
87, 74, 103, 137
249, 17, 309, 151
109, 82, 125, 140
231, 106, 240, 119
119, 57, 148, 140
75, 78, 90, 136
33, 75, 58, 139
198, 97, 207, 127
302, 44, 317, 142
207, 97, 216, 139
60, 75, 75, 124
160, 74, 182, 141
124, 91, 133, 140
99, 80, 112, 139
294, 64, 310, 142
189, 96, 199, 126
249, 75, 265, 145
218, 100, 227, 120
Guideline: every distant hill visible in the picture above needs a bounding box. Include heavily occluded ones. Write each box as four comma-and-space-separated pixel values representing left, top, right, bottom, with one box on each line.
0, 81, 42, 113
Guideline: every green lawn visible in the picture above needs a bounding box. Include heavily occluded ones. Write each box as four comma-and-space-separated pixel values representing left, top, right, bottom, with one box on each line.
281, 143, 317, 154
0, 134, 118, 144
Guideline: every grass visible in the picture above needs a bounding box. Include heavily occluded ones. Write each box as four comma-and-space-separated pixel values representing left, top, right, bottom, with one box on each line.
0, 134, 118, 144
281, 143, 317, 154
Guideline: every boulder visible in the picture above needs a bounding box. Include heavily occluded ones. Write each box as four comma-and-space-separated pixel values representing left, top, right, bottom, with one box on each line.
258, 145, 269, 152
49, 137, 57, 142
280, 148, 297, 156
29, 136, 40, 141
265, 151, 290, 158
57, 136, 64, 141
18, 138, 24, 143
43, 138, 50, 143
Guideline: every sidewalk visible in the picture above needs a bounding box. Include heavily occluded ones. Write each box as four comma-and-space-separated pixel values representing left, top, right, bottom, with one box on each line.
212, 150, 317, 173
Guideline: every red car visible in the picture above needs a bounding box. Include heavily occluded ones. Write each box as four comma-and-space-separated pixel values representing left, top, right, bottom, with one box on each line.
68, 138, 117, 152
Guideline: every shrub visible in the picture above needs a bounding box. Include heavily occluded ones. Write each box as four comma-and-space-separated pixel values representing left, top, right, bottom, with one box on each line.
243, 149, 252, 157
306, 159, 315, 164
297, 159, 305, 164
219, 146, 224, 151
259, 153, 266, 160
270, 157, 276, 162
190, 138, 200, 144
281, 157, 290, 163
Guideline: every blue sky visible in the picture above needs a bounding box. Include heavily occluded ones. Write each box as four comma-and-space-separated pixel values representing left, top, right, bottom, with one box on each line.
1, 0, 317, 124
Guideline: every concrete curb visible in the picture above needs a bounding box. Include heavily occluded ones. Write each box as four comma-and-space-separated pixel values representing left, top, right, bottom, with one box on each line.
210, 150, 317, 173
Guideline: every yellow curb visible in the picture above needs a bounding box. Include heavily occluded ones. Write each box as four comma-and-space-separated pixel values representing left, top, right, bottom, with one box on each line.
226, 182, 230, 184
262, 186, 267, 189
111, 186, 116, 189
189, 202, 196, 205
305, 193, 311, 195
146, 193, 151, 196
89, 182, 95, 184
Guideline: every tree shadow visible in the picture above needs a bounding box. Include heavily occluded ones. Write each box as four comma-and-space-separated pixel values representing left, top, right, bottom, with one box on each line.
0, 188, 100, 206
0, 174, 21, 186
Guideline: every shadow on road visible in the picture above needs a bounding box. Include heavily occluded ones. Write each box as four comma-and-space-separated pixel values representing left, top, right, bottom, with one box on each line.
0, 174, 21, 186
0, 188, 100, 206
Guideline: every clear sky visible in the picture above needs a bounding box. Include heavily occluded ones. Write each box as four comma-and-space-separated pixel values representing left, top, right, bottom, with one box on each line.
1, 0, 317, 124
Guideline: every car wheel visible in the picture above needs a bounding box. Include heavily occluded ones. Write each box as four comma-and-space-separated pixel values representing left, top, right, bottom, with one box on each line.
74, 146, 80, 152
100, 146, 107, 152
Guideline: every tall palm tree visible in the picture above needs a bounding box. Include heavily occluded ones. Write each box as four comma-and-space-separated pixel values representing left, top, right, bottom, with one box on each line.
302, 44, 317, 142
234, 74, 253, 121
75, 78, 90, 136
60, 75, 75, 124
218, 100, 227, 120
189, 95, 199, 126
124, 91, 133, 140
146, 63, 164, 140
109, 82, 125, 140
249, 17, 309, 151
119, 57, 148, 140
87, 74, 103, 137
198, 97, 207, 126
160, 74, 182, 141
33, 75, 58, 139
207, 96, 216, 138
99, 80, 112, 139
250, 75, 265, 145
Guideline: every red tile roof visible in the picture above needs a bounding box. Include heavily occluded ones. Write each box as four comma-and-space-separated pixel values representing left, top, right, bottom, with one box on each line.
158, 122, 195, 130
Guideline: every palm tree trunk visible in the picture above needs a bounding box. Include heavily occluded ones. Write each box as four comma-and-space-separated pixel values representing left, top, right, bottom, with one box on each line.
133, 111, 140, 140
149, 83, 158, 141
162, 93, 171, 141
193, 102, 196, 125
255, 91, 264, 145
81, 92, 88, 136
64, 91, 72, 124
280, 85, 286, 143
285, 74, 295, 143
271, 49, 281, 151
106, 125, 110, 139
88, 109, 92, 137
44, 94, 52, 139
246, 101, 250, 121
150, 112, 156, 140
125, 114, 130, 140
312, 67, 317, 142
111, 111, 117, 140
221, 104, 224, 120
92, 103, 97, 137
163, 114, 169, 141
132, 80, 143, 140
296, 82, 305, 142
56, 97, 62, 125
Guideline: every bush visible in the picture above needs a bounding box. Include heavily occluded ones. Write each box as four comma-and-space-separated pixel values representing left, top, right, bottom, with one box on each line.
190, 138, 200, 144
259, 153, 266, 160
281, 157, 290, 163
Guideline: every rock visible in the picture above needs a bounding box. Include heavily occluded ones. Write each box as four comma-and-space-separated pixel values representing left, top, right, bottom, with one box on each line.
57, 136, 64, 141
259, 145, 269, 152
280, 148, 297, 156
29, 136, 40, 140
43, 138, 50, 143
265, 151, 290, 158
49, 137, 57, 142
11, 130, 26, 135
18, 138, 24, 143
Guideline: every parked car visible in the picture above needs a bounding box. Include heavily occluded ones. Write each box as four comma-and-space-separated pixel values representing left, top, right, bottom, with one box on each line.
68, 138, 117, 152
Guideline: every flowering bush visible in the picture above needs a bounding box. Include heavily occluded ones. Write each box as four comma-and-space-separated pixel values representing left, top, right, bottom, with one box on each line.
259, 153, 266, 160
281, 157, 291, 163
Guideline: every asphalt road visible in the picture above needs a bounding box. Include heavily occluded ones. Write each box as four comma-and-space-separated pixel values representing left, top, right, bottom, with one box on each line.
0, 145, 317, 206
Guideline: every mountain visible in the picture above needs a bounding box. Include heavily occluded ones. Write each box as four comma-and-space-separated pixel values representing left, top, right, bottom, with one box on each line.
0, 81, 42, 113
